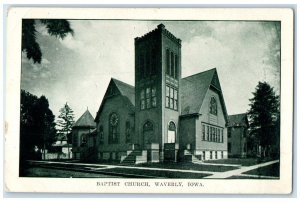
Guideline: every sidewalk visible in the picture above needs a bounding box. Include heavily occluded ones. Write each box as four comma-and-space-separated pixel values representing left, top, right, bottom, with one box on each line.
204, 160, 279, 179
29, 159, 279, 179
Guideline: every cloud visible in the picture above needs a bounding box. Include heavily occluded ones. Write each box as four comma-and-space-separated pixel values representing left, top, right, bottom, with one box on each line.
35, 22, 49, 36
21, 20, 281, 120
41, 58, 50, 64
181, 21, 280, 114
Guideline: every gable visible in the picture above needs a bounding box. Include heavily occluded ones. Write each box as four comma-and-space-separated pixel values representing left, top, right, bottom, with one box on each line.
228, 113, 249, 127
103, 79, 121, 99
180, 68, 228, 122
211, 71, 221, 91
95, 78, 135, 121
200, 87, 227, 123
73, 110, 96, 128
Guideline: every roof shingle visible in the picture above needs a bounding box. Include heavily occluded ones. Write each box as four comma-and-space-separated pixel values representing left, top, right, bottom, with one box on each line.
228, 113, 248, 127
181, 68, 216, 115
112, 78, 135, 106
73, 109, 96, 128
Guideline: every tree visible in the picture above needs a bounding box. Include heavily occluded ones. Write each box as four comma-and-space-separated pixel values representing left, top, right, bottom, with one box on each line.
248, 82, 280, 158
22, 19, 73, 64
20, 90, 57, 175
57, 103, 75, 158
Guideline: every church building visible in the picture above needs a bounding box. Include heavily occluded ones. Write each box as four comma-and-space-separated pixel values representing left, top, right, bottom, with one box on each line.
72, 24, 229, 163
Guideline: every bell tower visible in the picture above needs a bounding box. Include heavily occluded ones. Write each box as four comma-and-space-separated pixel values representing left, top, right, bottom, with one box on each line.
134, 24, 181, 161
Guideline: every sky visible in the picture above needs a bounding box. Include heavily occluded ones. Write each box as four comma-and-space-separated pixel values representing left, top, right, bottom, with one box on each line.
21, 20, 280, 122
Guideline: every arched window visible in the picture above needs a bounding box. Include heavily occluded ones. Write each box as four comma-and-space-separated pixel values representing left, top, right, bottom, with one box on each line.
143, 121, 153, 132
143, 121, 154, 146
151, 48, 157, 75
166, 49, 170, 75
174, 54, 178, 79
171, 52, 174, 78
109, 113, 119, 144
99, 125, 104, 144
210, 97, 218, 115
125, 121, 131, 143
81, 134, 87, 147
167, 121, 176, 143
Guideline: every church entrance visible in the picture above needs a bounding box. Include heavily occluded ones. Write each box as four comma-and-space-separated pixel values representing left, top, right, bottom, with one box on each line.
143, 121, 154, 148
167, 121, 176, 143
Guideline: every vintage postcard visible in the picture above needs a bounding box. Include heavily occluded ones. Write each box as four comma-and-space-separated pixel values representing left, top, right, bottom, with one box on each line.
5, 8, 294, 194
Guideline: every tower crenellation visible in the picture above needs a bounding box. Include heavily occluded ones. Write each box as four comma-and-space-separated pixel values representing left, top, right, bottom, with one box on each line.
135, 24, 181, 46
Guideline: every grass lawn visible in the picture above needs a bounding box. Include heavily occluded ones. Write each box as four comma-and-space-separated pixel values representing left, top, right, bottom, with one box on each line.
204, 158, 272, 166
29, 161, 107, 170
101, 167, 211, 178
227, 175, 277, 179
22, 167, 121, 178
243, 162, 280, 177
133, 162, 237, 172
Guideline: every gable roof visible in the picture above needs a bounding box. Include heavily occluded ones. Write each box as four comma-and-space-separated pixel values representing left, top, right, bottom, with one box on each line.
181, 69, 215, 115
112, 78, 135, 106
95, 78, 135, 121
73, 109, 96, 128
180, 68, 228, 122
228, 113, 249, 127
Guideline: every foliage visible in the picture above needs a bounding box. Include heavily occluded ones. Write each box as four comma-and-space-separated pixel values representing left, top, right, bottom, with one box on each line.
57, 103, 75, 144
248, 82, 280, 156
20, 90, 57, 175
22, 19, 73, 63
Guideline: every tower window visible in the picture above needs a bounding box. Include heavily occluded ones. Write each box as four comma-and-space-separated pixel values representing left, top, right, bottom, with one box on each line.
174, 89, 178, 110
151, 48, 156, 75
165, 85, 178, 111
166, 49, 170, 75
166, 86, 170, 107
146, 51, 150, 77
140, 89, 145, 110
170, 87, 174, 108
151, 86, 157, 107
140, 86, 157, 110
143, 53, 147, 78
175, 55, 179, 79
171, 52, 174, 77
146, 87, 151, 109
139, 54, 144, 79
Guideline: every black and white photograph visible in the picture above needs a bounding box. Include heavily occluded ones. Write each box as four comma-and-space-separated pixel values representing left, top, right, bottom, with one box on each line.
4, 8, 293, 194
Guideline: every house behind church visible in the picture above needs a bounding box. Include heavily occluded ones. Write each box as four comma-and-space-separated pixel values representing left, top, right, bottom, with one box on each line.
227, 113, 249, 158
72, 24, 229, 163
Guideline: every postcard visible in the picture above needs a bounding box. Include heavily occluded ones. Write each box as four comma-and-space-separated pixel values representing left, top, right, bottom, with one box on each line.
4, 7, 294, 194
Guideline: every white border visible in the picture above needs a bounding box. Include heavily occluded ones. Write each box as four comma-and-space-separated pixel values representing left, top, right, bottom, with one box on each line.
4, 7, 294, 194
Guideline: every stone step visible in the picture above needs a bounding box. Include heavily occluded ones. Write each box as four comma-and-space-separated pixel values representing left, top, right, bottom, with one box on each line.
120, 150, 147, 165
